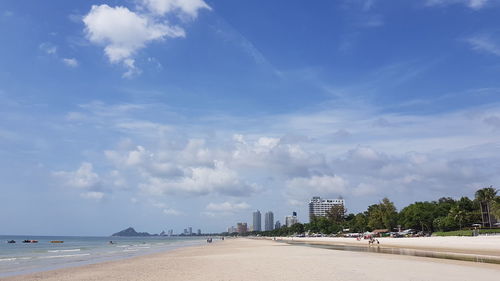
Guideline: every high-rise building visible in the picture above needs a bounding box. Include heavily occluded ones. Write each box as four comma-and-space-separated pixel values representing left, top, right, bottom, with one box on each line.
264, 211, 274, 231
285, 211, 298, 227
309, 196, 345, 220
188, 227, 193, 235
253, 210, 262, 231
275, 220, 281, 229
197, 229, 201, 235
228, 226, 237, 233
236, 222, 248, 234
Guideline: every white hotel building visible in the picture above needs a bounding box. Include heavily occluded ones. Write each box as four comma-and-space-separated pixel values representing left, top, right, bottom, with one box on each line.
308, 196, 345, 220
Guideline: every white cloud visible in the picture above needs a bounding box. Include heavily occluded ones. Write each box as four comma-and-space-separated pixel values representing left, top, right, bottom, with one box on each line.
62, 58, 79, 67
426, 0, 490, 9
466, 33, 500, 56
140, 0, 211, 18
163, 208, 182, 215
206, 201, 250, 212
53, 162, 100, 189
82, 4, 185, 76
58, 99, 500, 210
140, 161, 258, 196
80, 191, 105, 200
287, 175, 348, 196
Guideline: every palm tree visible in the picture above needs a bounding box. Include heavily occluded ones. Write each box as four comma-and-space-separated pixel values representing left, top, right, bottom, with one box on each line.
475, 186, 498, 227
449, 206, 466, 230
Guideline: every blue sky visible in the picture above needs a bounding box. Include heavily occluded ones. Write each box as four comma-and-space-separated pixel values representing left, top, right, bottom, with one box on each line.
1, 0, 500, 235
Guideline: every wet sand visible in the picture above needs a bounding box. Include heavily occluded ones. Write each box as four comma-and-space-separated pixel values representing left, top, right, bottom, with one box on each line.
2, 238, 499, 281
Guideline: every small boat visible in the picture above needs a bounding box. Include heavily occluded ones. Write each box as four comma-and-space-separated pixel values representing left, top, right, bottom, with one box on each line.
7, 240, 16, 243
50, 241, 64, 243
22, 240, 38, 243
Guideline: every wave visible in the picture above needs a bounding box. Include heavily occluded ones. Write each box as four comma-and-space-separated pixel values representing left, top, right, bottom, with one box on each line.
0, 258, 17, 262
47, 249, 81, 253
41, 253, 90, 259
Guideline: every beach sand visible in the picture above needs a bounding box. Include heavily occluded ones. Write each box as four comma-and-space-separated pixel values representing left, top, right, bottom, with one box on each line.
280, 235, 500, 257
2, 238, 499, 281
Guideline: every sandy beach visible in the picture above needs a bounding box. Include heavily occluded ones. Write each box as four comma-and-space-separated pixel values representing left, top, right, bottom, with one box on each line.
2, 237, 499, 281
279, 235, 500, 257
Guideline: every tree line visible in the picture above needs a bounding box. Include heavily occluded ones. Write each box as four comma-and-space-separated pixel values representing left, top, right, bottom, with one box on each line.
235, 186, 499, 237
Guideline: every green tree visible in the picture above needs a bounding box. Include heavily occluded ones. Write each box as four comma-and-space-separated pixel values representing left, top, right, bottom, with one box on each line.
290, 223, 304, 234
475, 186, 498, 227
326, 204, 347, 224
491, 196, 500, 222
449, 206, 467, 230
366, 198, 398, 230
435, 197, 456, 217
349, 213, 368, 232
399, 201, 438, 232
433, 215, 458, 232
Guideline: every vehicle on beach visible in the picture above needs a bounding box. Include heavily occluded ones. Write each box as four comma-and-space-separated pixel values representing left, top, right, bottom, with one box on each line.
50, 241, 64, 243
22, 240, 38, 243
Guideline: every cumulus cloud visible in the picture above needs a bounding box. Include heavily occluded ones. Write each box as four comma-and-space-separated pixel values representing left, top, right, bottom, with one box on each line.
57, 100, 500, 211
82, 1, 209, 77
140, 161, 258, 196
83, 4, 185, 77
53, 163, 109, 200
53, 162, 100, 189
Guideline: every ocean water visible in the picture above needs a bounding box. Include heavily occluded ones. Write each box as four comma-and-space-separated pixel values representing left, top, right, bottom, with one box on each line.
0, 235, 206, 277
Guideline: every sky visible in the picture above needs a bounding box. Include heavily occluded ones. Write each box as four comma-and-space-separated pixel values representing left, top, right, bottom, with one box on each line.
1, 0, 500, 236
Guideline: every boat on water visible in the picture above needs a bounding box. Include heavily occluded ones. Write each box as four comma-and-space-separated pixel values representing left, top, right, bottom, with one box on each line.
7, 240, 16, 243
22, 240, 38, 243
50, 240, 64, 243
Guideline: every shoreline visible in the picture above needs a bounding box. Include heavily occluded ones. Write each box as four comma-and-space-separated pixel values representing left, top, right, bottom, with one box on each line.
272, 236, 500, 258
2, 238, 499, 281
0, 237, 207, 278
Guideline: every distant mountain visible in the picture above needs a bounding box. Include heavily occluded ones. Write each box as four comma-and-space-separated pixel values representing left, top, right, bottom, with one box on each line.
112, 227, 154, 237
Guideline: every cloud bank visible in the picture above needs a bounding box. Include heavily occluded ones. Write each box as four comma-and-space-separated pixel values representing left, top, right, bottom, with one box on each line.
55, 100, 500, 213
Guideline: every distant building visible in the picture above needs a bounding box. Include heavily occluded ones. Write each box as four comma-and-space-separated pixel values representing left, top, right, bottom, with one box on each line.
197, 229, 201, 235
228, 226, 237, 233
237, 222, 248, 234
168, 229, 173, 236
275, 220, 281, 229
285, 212, 298, 227
183, 228, 188, 235
253, 210, 262, 231
264, 211, 274, 231
309, 196, 345, 220
188, 227, 193, 235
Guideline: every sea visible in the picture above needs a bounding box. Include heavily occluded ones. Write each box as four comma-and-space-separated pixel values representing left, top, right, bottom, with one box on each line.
0, 235, 207, 278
